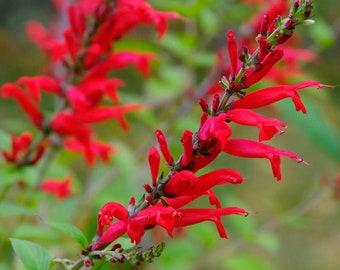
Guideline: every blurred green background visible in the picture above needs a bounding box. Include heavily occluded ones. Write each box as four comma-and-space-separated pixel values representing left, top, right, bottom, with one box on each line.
0, 0, 340, 269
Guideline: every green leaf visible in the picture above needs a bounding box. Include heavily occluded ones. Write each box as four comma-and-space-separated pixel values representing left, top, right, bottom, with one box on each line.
10, 238, 51, 270
47, 222, 88, 249
0, 202, 36, 217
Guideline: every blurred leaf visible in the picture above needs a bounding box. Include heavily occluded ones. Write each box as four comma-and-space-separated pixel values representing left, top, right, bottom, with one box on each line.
13, 225, 58, 242
10, 238, 51, 270
222, 253, 277, 270
159, 34, 195, 59
0, 202, 36, 217
308, 18, 335, 48
47, 222, 88, 249
199, 8, 218, 36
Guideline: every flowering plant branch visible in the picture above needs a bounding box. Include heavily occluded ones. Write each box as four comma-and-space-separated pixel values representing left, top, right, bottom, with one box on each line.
0, 0, 336, 269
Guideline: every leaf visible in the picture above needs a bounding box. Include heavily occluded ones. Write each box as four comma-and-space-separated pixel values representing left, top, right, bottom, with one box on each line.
0, 202, 36, 217
10, 238, 51, 270
47, 222, 88, 249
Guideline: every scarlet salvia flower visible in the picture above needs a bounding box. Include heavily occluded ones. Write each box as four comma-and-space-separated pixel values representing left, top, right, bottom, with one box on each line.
2, 132, 32, 163
257, 35, 271, 62
190, 113, 232, 172
17, 76, 61, 102
155, 130, 174, 165
260, 14, 269, 36
225, 109, 287, 141
174, 207, 248, 238
164, 169, 243, 197
148, 146, 160, 186
69, 104, 143, 130
198, 98, 209, 113
1, 83, 43, 126
64, 139, 115, 166
180, 130, 193, 167
40, 177, 73, 199
97, 202, 129, 236
231, 80, 331, 113
243, 48, 284, 88
227, 29, 238, 78
223, 138, 309, 180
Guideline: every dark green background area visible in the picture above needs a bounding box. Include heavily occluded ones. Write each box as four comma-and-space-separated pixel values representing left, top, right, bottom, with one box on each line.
0, 1, 339, 270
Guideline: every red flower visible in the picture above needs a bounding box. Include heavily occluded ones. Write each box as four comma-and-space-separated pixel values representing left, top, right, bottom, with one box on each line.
164, 169, 243, 197
17, 76, 61, 102
26, 20, 66, 62
95, 202, 248, 250
64, 139, 115, 166
227, 29, 238, 78
243, 48, 284, 88
180, 130, 193, 167
223, 138, 309, 180
40, 177, 73, 199
155, 130, 174, 165
174, 207, 248, 239
148, 146, 160, 186
231, 80, 331, 113
1, 83, 43, 126
191, 113, 232, 172
225, 108, 287, 141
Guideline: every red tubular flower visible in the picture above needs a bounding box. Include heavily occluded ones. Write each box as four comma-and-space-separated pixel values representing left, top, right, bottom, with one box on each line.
63, 29, 79, 62
227, 29, 238, 78
180, 130, 193, 167
164, 168, 244, 197
148, 146, 160, 186
243, 48, 284, 88
50, 112, 92, 138
67, 4, 86, 38
1, 83, 43, 126
26, 20, 66, 62
95, 205, 176, 249
84, 52, 156, 80
225, 109, 287, 141
174, 207, 248, 239
71, 104, 142, 130
97, 202, 129, 236
231, 80, 331, 113
40, 177, 73, 200
17, 76, 61, 102
64, 139, 115, 166
190, 113, 232, 172
2, 132, 32, 163
197, 113, 232, 149
257, 36, 270, 62
155, 130, 174, 165
223, 138, 310, 180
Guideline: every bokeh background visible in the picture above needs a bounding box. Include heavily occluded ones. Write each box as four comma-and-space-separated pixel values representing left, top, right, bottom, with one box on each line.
0, 0, 339, 269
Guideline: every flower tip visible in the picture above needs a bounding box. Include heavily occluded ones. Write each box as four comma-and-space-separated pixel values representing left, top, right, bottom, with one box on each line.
300, 159, 311, 167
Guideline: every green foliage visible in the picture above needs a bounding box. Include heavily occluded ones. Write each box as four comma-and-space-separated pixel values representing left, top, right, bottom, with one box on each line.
47, 222, 88, 249
0, 202, 36, 217
10, 238, 51, 270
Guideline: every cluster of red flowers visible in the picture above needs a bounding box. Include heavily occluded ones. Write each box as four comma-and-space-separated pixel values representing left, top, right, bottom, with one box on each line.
208, 0, 315, 95
0, 0, 331, 267
92, 0, 331, 256
0, 0, 180, 198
